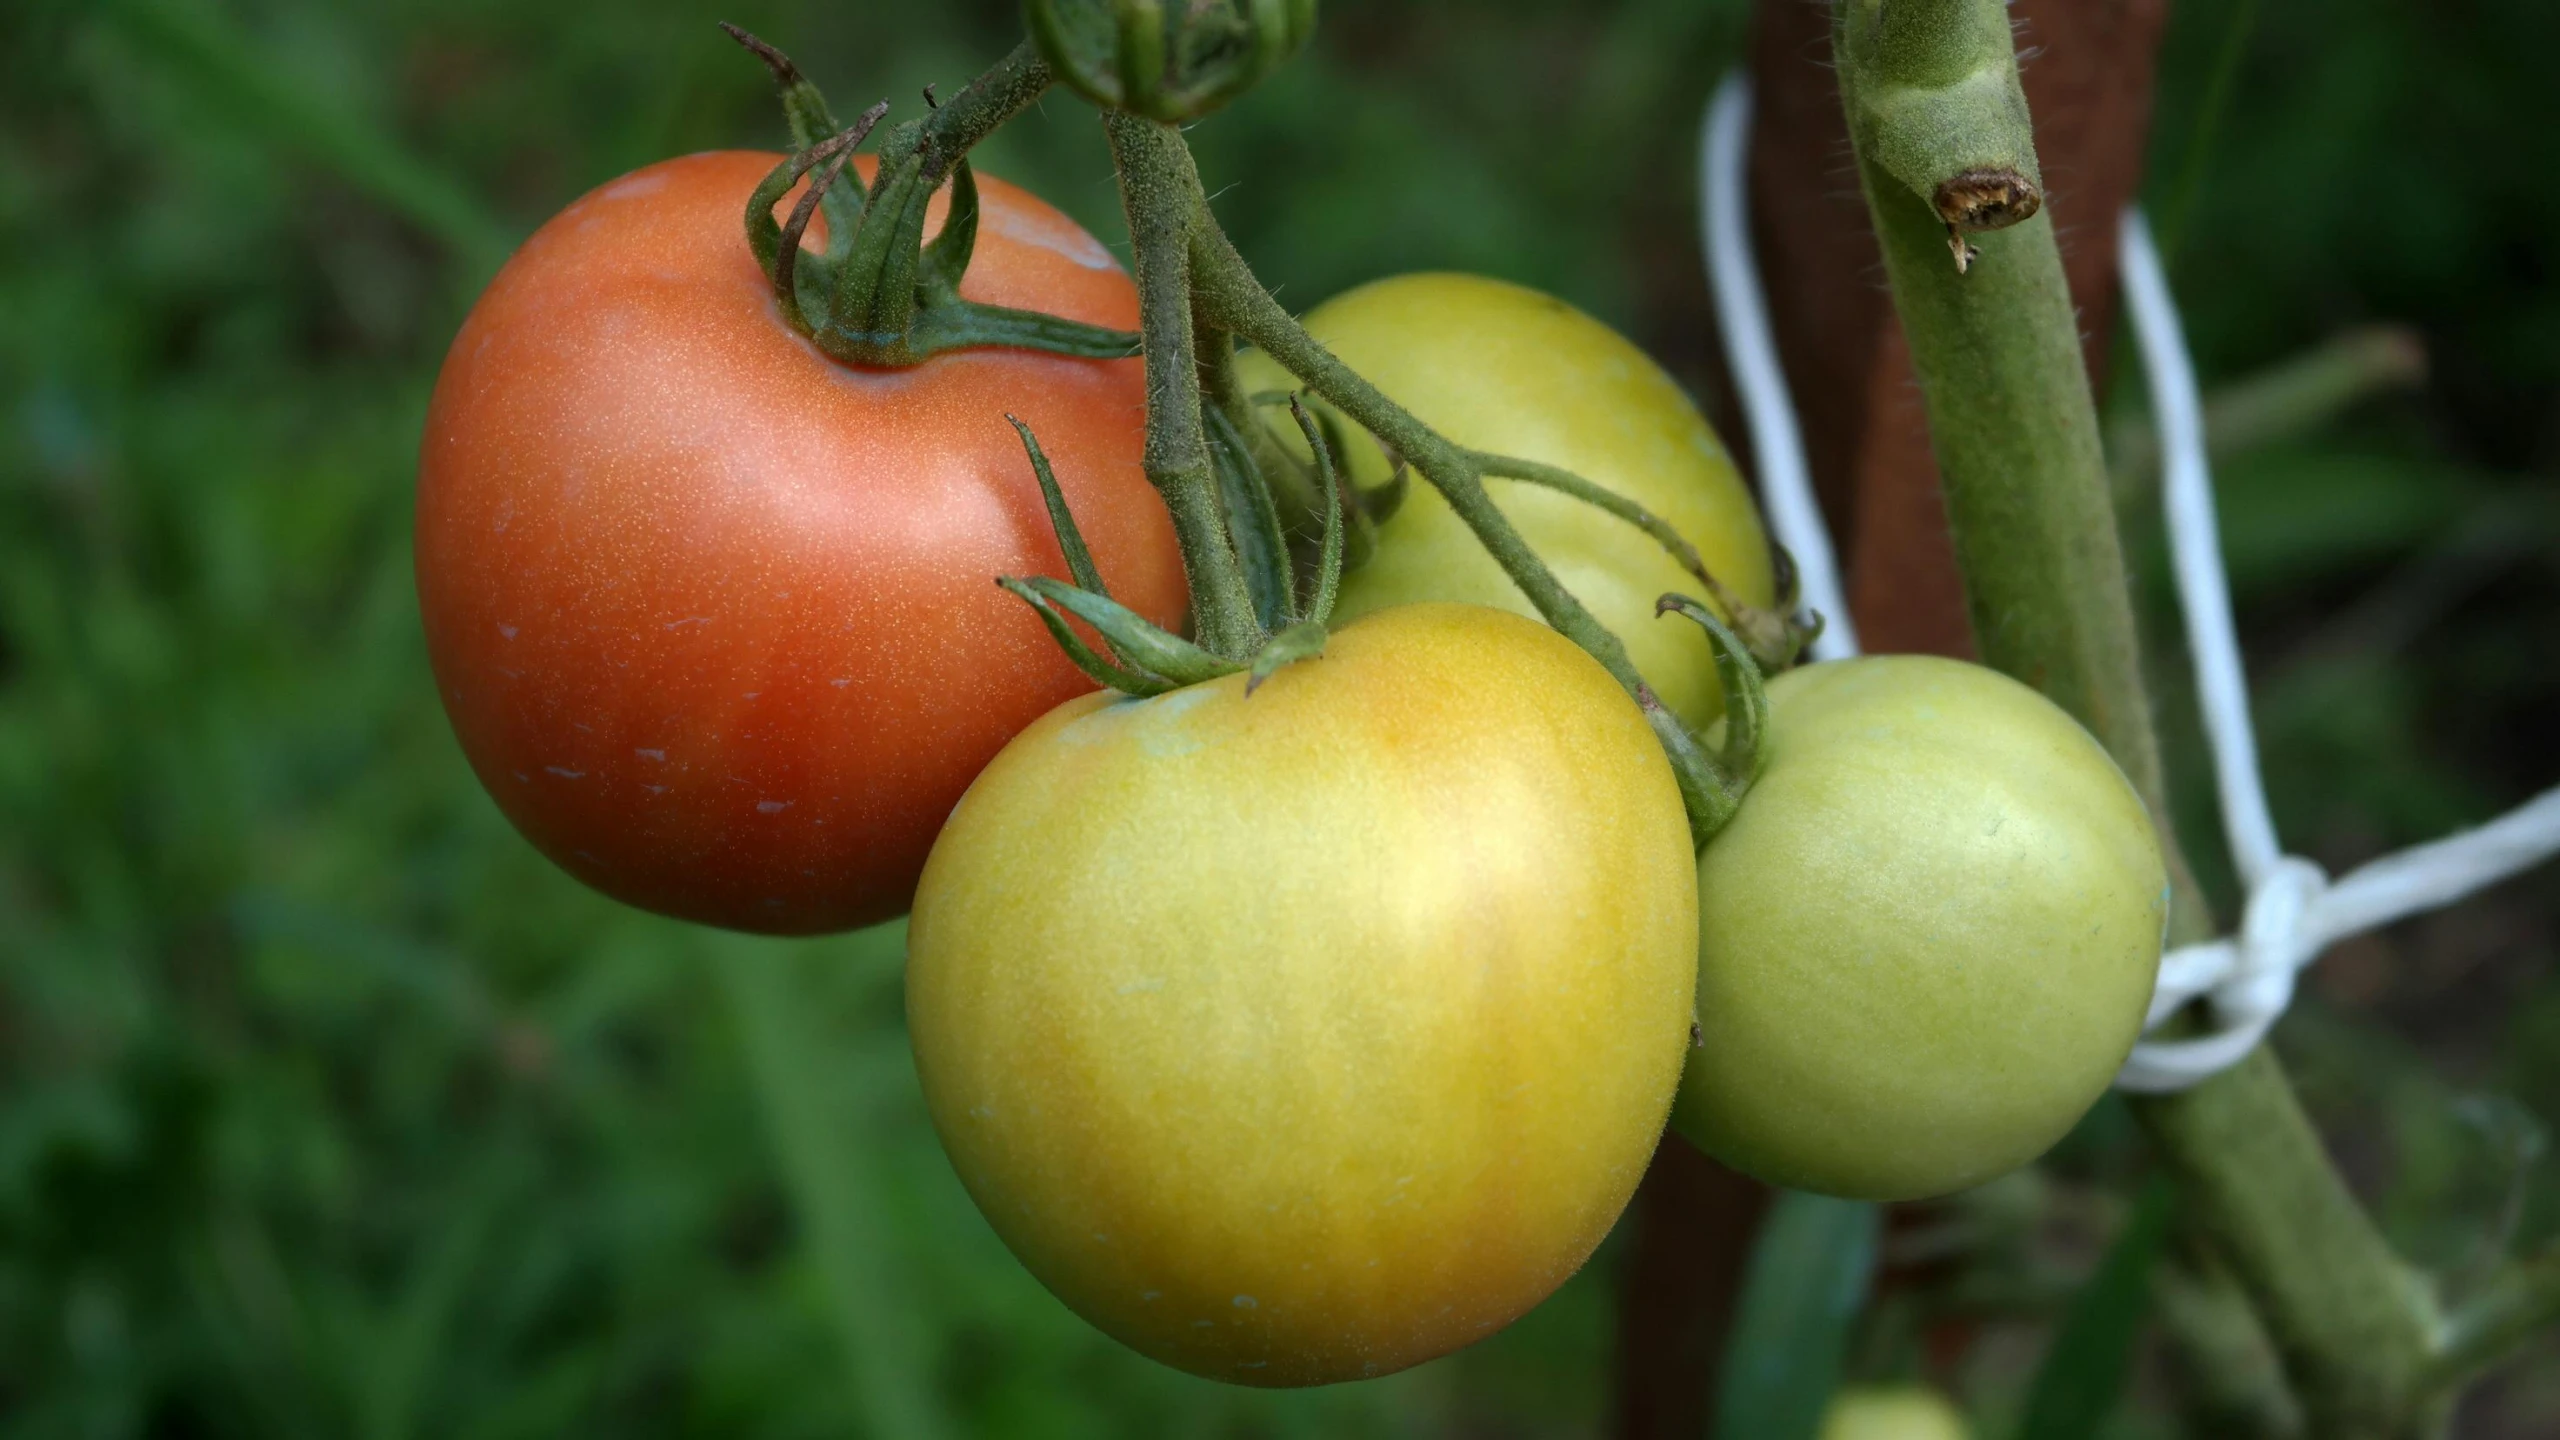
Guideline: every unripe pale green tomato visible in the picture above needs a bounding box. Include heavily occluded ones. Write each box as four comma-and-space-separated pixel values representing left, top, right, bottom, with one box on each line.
907, 604, 1698, 1386
1673, 656, 2168, 1201
1237, 272, 1773, 732
1821, 1386, 1973, 1440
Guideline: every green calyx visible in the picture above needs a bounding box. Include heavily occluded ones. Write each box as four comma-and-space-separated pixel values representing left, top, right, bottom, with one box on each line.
725, 27, 1138, 366
998, 398, 1346, 699
981, 75, 1795, 850
1648, 595, 1772, 839
1027, 0, 1317, 122
1835, 0, 2044, 272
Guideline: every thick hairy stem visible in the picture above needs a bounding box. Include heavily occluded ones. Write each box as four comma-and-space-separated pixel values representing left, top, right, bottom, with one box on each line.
1103, 112, 1261, 658
2138, 1051, 2442, 1437
1832, 3, 2440, 1435
1184, 214, 1738, 837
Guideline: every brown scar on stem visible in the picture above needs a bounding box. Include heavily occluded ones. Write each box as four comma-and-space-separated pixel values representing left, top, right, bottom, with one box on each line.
1934, 166, 2043, 274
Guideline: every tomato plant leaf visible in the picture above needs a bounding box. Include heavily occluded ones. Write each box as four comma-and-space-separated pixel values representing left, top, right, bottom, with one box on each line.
2018, 1176, 2175, 1440
717, 25, 873, 259
1712, 1192, 1880, 1440
771, 134, 863, 334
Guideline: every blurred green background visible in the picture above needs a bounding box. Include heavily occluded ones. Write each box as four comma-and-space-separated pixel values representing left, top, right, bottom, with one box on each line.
2, 0, 2555, 1435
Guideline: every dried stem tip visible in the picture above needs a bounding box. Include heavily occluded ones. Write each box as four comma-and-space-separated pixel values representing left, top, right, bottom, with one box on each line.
1934, 166, 2042, 233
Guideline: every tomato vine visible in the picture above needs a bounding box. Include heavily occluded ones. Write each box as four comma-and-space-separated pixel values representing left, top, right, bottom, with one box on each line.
652, 4, 2560, 1428
718, 22, 1807, 846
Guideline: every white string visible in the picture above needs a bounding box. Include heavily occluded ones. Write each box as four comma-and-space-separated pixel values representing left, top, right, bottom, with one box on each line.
1700, 78, 1859, 661
1697, 77, 2560, 1093
2113, 214, 2560, 1089
2121, 210, 2285, 891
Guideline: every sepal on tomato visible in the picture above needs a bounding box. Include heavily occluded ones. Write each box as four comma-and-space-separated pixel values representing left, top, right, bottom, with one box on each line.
1205, 404, 1295, 631
1643, 593, 1786, 846
1003, 409, 1341, 700
999, 578, 1186, 697
1245, 620, 1328, 695
726, 27, 1143, 365
1656, 595, 1768, 786
1009, 414, 1116, 598
1287, 396, 1345, 626
1027, 0, 1317, 122
746, 117, 883, 334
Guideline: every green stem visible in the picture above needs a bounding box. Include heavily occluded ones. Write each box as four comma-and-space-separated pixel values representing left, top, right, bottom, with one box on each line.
907, 40, 1052, 189
2137, 1051, 2442, 1437
1832, 4, 2441, 1435
1185, 228, 1630, 693
1472, 451, 1809, 668
1103, 112, 1262, 659
1472, 452, 1720, 589
1183, 213, 1740, 838
829, 45, 1050, 346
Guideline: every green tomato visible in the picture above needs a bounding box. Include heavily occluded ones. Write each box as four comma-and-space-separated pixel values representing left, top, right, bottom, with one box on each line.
907, 604, 1699, 1386
1239, 272, 1773, 732
1674, 656, 2167, 1201
1821, 1386, 1973, 1440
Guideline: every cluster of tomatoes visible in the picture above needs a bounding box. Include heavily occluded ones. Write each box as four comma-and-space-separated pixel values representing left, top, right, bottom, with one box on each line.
416, 146, 2167, 1388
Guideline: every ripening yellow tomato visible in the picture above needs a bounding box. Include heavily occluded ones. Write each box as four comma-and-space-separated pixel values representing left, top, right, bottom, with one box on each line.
1240, 272, 1773, 732
907, 604, 1697, 1385
1674, 656, 2168, 1201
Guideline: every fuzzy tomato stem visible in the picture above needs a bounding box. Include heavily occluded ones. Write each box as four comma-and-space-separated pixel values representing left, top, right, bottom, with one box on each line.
1832, 2, 2442, 1434
1103, 112, 1264, 660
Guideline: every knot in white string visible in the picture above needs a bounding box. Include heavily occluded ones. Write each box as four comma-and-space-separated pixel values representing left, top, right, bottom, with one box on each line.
2230, 855, 2327, 1023
2117, 857, 2324, 1091
1698, 78, 2560, 1095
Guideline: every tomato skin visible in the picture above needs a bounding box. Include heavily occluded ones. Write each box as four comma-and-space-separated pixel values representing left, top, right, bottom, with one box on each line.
907, 604, 1697, 1386
1821, 1387, 1973, 1440
1242, 273, 1773, 732
416, 152, 1183, 934
1674, 656, 2167, 1202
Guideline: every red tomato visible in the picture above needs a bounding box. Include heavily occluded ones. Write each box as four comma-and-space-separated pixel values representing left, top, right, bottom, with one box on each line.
416, 151, 1182, 934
